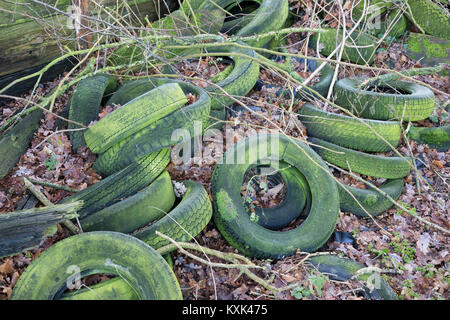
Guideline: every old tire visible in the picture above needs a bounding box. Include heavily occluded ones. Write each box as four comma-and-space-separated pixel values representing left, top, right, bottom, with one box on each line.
133, 180, 213, 249
211, 133, 339, 259
94, 79, 210, 176
0, 109, 42, 179
80, 170, 175, 233
407, 0, 450, 40
334, 78, 435, 121
338, 178, 404, 218
61, 149, 170, 219
201, 0, 289, 48
68, 74, 117, 152
309, 137, 411, 179
10, 231, 182, 300
297, 103, 402, 152
85, 82, 187, 154
310, 28, 378, 65
308, 254, 398, 300
249, 161, 311, 230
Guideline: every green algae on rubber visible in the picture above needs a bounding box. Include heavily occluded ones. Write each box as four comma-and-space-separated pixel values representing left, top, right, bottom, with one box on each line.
163, 42, 260, 112
200, 0, 289, 48
309, 137, 411, 179
334, 78, 435, 121
85, 82, 187, 154
379, 9, 407, 39
133, 180, 213, 249
211, 133, 339, 259
80, 170, 175, 233
68, 74, 117, 152
407, 124, 450, 152
61, 149, 170, 219
64, 181, 212, 300
310, 28, 378, 65
338, 178, 404, 218
220, 0, 263, 34
61, 277, 138, 300
94, 79, 210, 176
406, 0, 450, 40
297, 103, 402, 153
11, 231, 182, 300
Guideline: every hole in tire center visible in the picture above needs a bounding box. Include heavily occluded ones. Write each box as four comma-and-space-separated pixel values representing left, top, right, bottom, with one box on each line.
59, 272, 116, 298
365, 85, 411, 95
241, 165, 287, 210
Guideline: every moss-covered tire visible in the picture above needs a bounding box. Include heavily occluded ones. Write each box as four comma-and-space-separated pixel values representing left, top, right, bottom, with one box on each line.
68, 74, 117, 152
80, 170, 175, 233
267, 52, 335, 100
60, 277, 138, 300
379, 9, 407, 39
85, 83, 187, 154
204, 43, 260, 111
334, 78, 435, 121
407, 124, 450, 152
200, 0, 289, 48
407, 0, 450, 40
163, 42, 260, 111
293, 62, 334, 100
250, 162, 311, 230
163, 42, 259, 130
309, 137, 411, 179
61, 149, 170, 219
308, 254, 398, 300
220, 0, 263, 34
310, 28, 378, 65
211, 133, 339, 259
10, 231, 182, 300
297, 103, 402, 152
93, 79, 210, 176
133, 180, 213, 249
338, 178, 404, 218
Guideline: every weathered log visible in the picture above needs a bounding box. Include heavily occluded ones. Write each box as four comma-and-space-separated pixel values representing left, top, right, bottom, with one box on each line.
0, 201, 82, 258
0, 109, 43, 180
406, 32, 450, 68
15, 191, 39, 211
0, 0, 177, 77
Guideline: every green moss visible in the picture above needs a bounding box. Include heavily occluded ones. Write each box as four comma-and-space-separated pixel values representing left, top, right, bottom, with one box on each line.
216, 189, 238, 221
407, 33, 450, 59
211, 64, 234, 83
420, 128, 450, 144
408, 35, 423, 52
362, 194, 378, 206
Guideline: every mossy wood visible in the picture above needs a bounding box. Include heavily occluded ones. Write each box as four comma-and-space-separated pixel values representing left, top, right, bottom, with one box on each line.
0, 0, 177, 77
406, 33, 450, 67
0, 201, 82, 258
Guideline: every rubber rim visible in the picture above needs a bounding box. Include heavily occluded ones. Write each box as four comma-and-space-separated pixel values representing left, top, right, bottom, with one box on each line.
211, 133, 339, 259
10, 231, 182, 300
